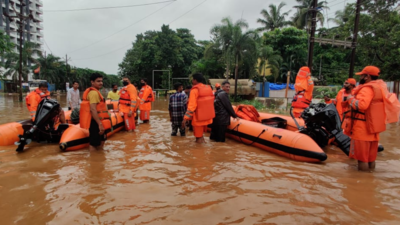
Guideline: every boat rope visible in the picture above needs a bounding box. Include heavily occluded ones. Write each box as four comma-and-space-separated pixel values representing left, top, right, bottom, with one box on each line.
232, 123, 267, 146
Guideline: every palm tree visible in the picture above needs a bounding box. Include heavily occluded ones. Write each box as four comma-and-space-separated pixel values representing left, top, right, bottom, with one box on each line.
328, 3, 355, 27
257, 3, 292, 32
291, 0, 328, 30
34, 54, 65, 84
4, 42, 41, 82
258, 45, 282, 95
210, 17, 248, 78
231, 27, 258, 98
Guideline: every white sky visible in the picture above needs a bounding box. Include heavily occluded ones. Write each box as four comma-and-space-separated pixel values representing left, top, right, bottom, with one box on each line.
43, 0, 354, 75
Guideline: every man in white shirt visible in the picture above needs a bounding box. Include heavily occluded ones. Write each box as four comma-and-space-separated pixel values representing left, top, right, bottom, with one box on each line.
67, 81, 81, 111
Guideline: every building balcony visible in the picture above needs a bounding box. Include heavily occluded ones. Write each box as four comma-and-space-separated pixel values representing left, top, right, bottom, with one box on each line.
36, 0, 43, 6
36, 15, 43, 22
36, 7, 43, 14
36, 23, 43, 29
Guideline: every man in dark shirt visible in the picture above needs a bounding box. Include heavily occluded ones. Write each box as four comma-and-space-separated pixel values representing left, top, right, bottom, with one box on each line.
210, 81, 239, 142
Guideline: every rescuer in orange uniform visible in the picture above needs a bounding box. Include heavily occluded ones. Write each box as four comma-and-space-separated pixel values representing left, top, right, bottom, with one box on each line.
324, 78, 357, 121
139, 78, 154, 123
26, 82, 66, 123
292, 66, 314, 118
345, 66, 388, 171
119, 77, 138, 131
80, 73, 110, 151
182, 73, 215, 143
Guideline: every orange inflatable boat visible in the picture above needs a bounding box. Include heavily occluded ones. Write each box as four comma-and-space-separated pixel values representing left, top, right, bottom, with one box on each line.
0, 110, 72, 146
227, 105, 326, 162
59, 110, 125, 151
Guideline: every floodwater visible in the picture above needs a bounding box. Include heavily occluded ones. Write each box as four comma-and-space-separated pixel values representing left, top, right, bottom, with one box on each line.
0, 93, 400, 225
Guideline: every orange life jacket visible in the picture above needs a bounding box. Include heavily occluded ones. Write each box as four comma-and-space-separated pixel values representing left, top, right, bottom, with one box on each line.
234, 105, 259, 122
80, 87, 111, 129
351, 82, 385, 134
192, 84, 215, 121
26, 88, 50, 119
292, 91, 312, 109
119, 86, 131, 106
139, 85, 154, 103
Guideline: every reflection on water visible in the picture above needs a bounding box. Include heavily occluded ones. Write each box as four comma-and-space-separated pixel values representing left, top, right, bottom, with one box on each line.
0, 94, 400, 224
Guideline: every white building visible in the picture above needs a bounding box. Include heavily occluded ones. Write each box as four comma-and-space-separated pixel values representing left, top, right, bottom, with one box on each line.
0, 0, 43, 81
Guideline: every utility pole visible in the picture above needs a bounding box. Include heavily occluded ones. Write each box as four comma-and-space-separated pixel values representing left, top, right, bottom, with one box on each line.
3, 0, 38, 102
65, 54, 68, 78
348, 0, 362, 78
307, 0, 318, 71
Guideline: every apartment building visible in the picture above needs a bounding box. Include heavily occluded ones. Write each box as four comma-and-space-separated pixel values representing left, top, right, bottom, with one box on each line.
0, 0, 43, 85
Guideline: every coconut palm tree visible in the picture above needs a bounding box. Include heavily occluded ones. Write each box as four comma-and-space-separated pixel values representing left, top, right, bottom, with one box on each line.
291, 0, 328, 30
328, 3, 355, 27
257, 3, 292, 32
4, 42, 41, 82
210, 17, 248, 78
258, 45, 282, 95
34, 54, 65, 84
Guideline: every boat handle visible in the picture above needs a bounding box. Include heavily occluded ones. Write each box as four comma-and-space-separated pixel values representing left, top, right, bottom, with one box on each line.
273, 134, 282, 139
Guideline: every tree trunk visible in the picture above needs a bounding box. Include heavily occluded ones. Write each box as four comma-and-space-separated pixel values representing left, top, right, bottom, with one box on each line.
234, 55, 239, 100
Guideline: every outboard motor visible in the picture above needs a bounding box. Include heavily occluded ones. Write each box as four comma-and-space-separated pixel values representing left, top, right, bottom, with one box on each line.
291, 103, 351, 155
15, 98, 69, 152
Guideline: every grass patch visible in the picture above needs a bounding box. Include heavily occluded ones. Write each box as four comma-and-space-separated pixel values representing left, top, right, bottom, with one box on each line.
236, 99, 265, 110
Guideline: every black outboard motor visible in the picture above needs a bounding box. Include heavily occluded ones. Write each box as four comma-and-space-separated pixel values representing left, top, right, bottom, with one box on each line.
291, 103, 351, 155
15, 98, 69, 152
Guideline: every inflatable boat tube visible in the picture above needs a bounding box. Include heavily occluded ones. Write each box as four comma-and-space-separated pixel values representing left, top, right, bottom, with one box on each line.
226, 117, 327, 163
59, 111, 125, 151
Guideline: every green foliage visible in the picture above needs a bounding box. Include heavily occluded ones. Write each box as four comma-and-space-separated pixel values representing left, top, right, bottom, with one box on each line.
291, 0, 328, 29
314, 86, 340, 99
33, 54, 120, 90
238, 99, 265, 110
118, 25, 203, 88
257, 2, 292, 32
3, 42, 41, 81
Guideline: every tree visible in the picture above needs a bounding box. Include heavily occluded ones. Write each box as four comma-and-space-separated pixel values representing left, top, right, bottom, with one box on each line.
210, 17, 249, 78
258, 45, 282, 82
34, 54, 65, 84
119, 25, 203, 88
291, 0, 328, 30
263, 27, 308, 82
257, 3, 291, 32
3, 42, 41, 82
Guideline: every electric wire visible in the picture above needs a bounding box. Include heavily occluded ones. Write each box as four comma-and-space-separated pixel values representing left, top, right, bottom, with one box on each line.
168, 0, 208, 24
74, 0, 208, 60
67, 1, 175, 54
45, 0, 176, 12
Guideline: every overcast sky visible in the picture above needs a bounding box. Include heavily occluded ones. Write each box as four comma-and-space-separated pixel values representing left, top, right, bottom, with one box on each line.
43, 0, 355, 75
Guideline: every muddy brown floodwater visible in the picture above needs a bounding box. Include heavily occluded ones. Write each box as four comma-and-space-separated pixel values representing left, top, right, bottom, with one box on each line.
0, 93, 400, 224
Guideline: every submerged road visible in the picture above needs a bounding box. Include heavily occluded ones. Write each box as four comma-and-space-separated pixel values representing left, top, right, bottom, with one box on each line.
0, 94, 400, 224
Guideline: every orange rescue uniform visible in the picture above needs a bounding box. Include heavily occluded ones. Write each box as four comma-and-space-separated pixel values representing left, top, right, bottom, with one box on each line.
292, 67, 314, 118
26, 88, 51, 121
346, 81, 385, 163
139, 84, 154, 121
184, 83, 215, 138
119, 84, 138, 131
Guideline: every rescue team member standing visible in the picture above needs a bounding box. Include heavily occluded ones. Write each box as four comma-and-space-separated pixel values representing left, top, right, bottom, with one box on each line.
291, 66, 314, 118
325, 78, 357, 121
182, 73, 215, 143
210, 81, 238, 142
119, 77, 138, 131
139, 78, 154, 123
67, 81, 81, 111
26, 82, 66, 123
169, 83, 188, 136
345, 66, 393, 171
214, 83, 221, 96
80, 73, 110, 151
107, 84, 120, 101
